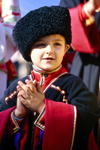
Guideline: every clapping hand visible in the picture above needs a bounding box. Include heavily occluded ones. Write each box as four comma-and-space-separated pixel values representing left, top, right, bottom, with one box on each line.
15, 79, 45, 119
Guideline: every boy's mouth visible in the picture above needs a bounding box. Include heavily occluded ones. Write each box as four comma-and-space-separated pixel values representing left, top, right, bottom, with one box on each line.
43, 57, 54, 60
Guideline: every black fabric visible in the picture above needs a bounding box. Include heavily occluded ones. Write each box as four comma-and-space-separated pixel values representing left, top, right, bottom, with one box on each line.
70, 52, 100, 95
13, 6, 71, 62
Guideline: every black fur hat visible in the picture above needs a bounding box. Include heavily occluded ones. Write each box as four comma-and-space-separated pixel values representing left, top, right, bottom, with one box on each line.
13, 6, 71, 61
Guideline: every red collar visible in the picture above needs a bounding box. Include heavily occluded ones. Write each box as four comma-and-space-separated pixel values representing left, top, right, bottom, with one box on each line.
30, 66, 67, 91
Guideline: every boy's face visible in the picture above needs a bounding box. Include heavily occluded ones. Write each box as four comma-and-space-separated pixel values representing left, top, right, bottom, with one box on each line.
30, 34, 69, 72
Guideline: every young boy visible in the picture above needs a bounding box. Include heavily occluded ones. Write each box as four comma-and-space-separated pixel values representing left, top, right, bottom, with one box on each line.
0, 6, 100, 150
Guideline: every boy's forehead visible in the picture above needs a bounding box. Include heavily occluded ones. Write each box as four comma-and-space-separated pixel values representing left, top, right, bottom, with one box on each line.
37, 34, 66, 41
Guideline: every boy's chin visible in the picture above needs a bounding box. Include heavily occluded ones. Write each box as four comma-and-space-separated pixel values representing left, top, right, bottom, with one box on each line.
41, 66, 60, 72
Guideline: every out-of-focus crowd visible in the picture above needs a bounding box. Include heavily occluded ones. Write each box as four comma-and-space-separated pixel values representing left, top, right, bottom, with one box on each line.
0, 0, 31, 99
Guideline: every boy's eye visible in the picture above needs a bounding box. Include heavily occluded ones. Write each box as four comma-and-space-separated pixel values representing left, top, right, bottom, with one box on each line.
54, 42, 61, 46
36, 43, 46, 47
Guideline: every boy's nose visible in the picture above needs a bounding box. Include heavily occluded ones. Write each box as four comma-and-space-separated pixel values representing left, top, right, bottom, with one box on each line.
45, 45, 53, 54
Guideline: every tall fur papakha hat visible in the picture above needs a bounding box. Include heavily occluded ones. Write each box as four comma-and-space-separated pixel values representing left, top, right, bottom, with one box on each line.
13, 6, 72, 62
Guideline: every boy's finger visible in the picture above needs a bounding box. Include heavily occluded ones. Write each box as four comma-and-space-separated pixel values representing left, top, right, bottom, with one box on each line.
18, 81, 26, 88
17, 85, 22, 91
36, 82, 43, 94
19, 95, 28, 106
25, 79, 37, 86
25, 80, 37, 92
18, 89, 31, 100
18, 81, 31, 93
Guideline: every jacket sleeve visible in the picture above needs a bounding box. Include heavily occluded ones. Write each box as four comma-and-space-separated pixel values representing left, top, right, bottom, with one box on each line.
69, 5, 100, 54
0, 76, 28, 111
0, 107, 29, 150
59, 1, 100, 54
66, 74, 100, 149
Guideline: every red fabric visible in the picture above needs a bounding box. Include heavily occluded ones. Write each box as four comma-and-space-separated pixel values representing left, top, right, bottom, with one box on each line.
20, 115, 29, 150
87, 132, 99, 150
6, 59, 17, 81
31, 66, 68, 91
0, 107, 29, 150
0, 107, 16, 143
33, 126, 41, 149
0, 63, 7, 72
79, 4, 89, 21
69, 5, 100, 54
42, 99, 76, 150
0, 0, 2, 17
62, 52, 75, 71
3, 12, 21, 19
33, 114, 45, 149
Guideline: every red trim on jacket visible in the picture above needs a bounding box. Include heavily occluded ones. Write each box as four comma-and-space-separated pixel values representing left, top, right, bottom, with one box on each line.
42, 99, 77, 150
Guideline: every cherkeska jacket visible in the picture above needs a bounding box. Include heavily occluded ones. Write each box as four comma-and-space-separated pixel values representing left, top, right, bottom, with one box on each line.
0, 66, 99, 149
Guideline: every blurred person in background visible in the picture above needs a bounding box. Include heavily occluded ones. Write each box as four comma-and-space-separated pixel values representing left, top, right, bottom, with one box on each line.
59, 0, 100, 146
11, 50, 32, 80
0, 0, 21, 98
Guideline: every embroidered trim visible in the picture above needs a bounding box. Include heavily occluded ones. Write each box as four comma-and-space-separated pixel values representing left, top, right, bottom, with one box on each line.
43, 72, 68, 93
29, 71, 68, 91
5, 90, 18, 103
63, 95, 68, 104
29, 73, 44, 87
29, 74, 34, 82
11, 111, 20, 133
70, 106, 77, 150
50, 84, 68, 103
40, 73, 45, 87
51, 84, 65, 94
34, 107, 45, 131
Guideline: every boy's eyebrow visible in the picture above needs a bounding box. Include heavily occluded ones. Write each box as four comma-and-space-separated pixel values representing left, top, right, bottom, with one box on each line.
36, 39, 63, 42
53, 39, 63, 42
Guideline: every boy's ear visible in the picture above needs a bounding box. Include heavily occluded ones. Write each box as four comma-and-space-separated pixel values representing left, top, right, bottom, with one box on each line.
64, 44, 70, 53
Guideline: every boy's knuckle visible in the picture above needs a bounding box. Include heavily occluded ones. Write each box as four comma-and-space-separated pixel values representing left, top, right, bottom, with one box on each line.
26, 88, 30, 93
